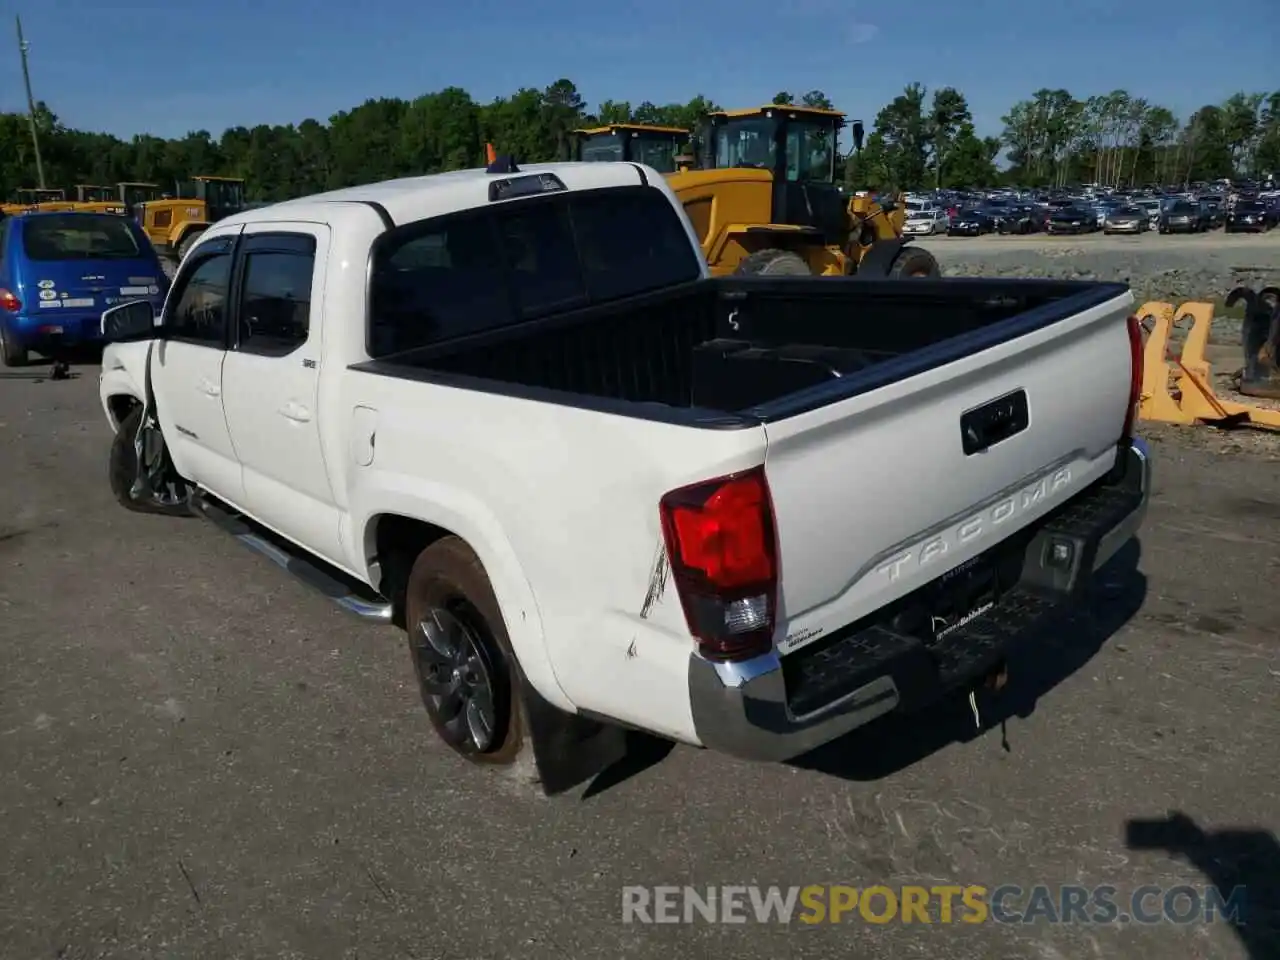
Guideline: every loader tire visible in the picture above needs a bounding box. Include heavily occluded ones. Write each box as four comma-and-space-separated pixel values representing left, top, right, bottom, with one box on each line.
887, 245, 940, 279
405, 536, 529, 768
735, 249, 812, 276
176, 230, 204, 263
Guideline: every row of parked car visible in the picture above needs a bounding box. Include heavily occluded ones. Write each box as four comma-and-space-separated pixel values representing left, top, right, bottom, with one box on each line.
901, 190, 1280, 239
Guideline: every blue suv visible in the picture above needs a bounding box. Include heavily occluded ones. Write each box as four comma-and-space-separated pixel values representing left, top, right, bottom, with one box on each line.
0, 211, 169, 366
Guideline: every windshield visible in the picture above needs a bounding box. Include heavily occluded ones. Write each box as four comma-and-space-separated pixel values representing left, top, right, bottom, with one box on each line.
579, 134, 625, 163
631, 136, 681, 174
784, 121, 836, 182
1235, 201, 1264, 212
715, 118, 775, 171
121, 184, 160, 207
1169, 202, 1193, 213
1114, 206, 1144, 216
22, 214, 142, 260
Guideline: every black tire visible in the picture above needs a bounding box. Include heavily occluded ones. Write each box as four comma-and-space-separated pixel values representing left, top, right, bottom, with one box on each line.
887, 245, 940, 279
176, 230, 204, 262
405, 536, 526, 766
109, 406, 193, 515
0, 324, 27, 367
734, 248, 812, 276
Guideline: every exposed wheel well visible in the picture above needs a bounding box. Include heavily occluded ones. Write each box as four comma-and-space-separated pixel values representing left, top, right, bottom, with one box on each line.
371, 514, 456, 629
107, 394, 142, 431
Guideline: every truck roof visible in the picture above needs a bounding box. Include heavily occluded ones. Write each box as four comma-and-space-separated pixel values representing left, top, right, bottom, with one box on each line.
220, 161, 653, 229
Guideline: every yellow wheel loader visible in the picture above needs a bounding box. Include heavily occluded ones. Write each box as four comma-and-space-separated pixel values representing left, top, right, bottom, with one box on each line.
69, 184, 129, 216
570, 123, 692, 174
668, 105, 937, 278
2, 187, 75, 214
135, 175, 247, 262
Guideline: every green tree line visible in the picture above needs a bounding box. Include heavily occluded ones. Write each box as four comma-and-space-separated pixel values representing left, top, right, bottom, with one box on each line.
3, 79, 1278, 202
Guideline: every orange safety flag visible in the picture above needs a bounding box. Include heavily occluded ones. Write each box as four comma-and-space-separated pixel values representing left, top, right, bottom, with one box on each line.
485, 143, 497, 164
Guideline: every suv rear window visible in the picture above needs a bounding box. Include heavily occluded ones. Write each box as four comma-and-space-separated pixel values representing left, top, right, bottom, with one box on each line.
368, 186, 700, 358
21, 214, 142, 261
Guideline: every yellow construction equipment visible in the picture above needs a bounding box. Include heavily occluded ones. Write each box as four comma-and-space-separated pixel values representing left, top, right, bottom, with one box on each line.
69, 184, 128, 215
135, 175, 247, 261
669, 105, 932, 278
570, 123, 692, 174
2, 187, 75, 213
1137, 298, 1280, 431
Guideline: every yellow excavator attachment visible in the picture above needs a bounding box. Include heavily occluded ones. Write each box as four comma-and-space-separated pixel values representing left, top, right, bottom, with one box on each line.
1137, 299, 1280, 431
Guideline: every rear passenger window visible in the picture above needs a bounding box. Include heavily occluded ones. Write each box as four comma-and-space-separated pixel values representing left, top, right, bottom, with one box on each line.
569, 190, 701, 300
495, 203, 585, 317
369, 213, 511, 357
237, 234, 317, 356
366, 186, 703, 358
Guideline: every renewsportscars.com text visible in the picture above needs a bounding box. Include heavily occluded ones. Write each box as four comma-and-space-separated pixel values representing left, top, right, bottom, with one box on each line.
621, 884, 1247, 926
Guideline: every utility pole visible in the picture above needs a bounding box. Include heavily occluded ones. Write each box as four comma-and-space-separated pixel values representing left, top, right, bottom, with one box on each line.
16, 15, 46, 190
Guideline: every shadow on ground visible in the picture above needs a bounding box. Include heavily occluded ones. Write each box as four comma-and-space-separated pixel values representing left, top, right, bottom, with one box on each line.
1125, 811, 1280, 959
793, 538, 1148, 781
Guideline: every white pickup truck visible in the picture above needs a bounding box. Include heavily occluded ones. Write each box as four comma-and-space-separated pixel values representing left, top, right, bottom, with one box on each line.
98, 158, 1151, 794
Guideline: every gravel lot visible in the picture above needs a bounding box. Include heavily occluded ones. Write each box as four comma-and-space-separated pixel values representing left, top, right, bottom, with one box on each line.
918, 230, 1280, 345
1, 361, 1278, 958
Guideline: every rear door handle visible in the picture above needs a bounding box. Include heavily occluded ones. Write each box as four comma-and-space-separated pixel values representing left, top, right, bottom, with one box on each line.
198, 378, 221, 397
278, 401, 311, 423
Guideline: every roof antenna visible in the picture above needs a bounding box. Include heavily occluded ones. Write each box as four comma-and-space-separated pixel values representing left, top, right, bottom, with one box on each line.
485, 142, 519, 174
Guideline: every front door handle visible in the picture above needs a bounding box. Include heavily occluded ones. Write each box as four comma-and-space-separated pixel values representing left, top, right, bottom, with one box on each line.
198, 378, 221, 397
278, 401, 311, 423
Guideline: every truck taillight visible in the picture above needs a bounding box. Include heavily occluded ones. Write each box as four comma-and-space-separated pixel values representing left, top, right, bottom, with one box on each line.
659, 466, 777, 663
0, 288, 20, 312
1123, 314, 1143, 440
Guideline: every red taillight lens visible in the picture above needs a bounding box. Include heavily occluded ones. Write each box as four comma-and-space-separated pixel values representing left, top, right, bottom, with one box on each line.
660, 467, 777, 662
1123, 314, 1143, 440
0, 288, 20, 312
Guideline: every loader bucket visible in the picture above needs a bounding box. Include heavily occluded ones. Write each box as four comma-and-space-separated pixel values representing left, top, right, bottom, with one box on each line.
1136, 299, 1280, 431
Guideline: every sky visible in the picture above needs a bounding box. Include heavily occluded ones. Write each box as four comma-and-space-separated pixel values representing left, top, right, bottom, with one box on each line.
1, 0, 1277, 143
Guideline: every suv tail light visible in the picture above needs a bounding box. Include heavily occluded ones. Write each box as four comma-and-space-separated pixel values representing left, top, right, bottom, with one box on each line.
659, 467, 778, 662
0, 288, 20, 312
1123, 314, 1143, 440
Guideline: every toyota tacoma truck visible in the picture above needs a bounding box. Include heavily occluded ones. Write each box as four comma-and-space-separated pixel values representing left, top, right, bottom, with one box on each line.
97, 158, 1151, 795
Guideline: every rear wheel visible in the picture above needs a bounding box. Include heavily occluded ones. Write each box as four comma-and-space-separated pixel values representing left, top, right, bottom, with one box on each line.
887, 245, 940, 279
0, 324, 27, 367
405, 537, 526, 765
734, 248, 812, 276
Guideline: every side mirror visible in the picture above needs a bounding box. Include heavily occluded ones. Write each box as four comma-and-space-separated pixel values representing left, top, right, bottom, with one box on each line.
101, 300, 161, 343
852, 121, 865, 152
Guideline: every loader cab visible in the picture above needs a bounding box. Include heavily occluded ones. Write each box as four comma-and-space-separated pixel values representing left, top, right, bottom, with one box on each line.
18, 188, 66, 205
119, 181, 162, 212
701, 105, 853, 245
177, 175, 246, 223
75, 185, 114, 203
570, 124, 691, 174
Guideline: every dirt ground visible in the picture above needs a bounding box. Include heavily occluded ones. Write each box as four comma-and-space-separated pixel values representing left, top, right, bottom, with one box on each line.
0, 367, 1277, 960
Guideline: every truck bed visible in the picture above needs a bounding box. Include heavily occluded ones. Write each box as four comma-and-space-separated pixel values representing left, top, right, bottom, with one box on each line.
351, 276, 1131, 425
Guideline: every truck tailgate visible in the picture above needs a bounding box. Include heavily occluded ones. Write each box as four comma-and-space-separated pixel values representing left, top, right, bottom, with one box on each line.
762, 291, 1133, 654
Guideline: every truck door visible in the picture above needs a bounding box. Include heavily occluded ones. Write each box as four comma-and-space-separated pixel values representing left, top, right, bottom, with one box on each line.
218, 223, 343, 566
151, 229, 245, 505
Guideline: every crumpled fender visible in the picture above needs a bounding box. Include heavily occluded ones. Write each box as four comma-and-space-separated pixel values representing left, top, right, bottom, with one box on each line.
98, 341, 153, 429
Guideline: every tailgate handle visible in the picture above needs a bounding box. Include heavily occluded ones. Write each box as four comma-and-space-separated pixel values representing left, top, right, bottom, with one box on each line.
960, 389, 1029, 455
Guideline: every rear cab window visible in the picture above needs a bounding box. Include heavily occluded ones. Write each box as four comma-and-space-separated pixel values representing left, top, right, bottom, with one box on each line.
367, 185, 700, 358
21, 214, 145, 261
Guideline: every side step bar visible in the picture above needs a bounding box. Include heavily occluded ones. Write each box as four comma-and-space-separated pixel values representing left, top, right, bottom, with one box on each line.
192, 493, 394, 622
